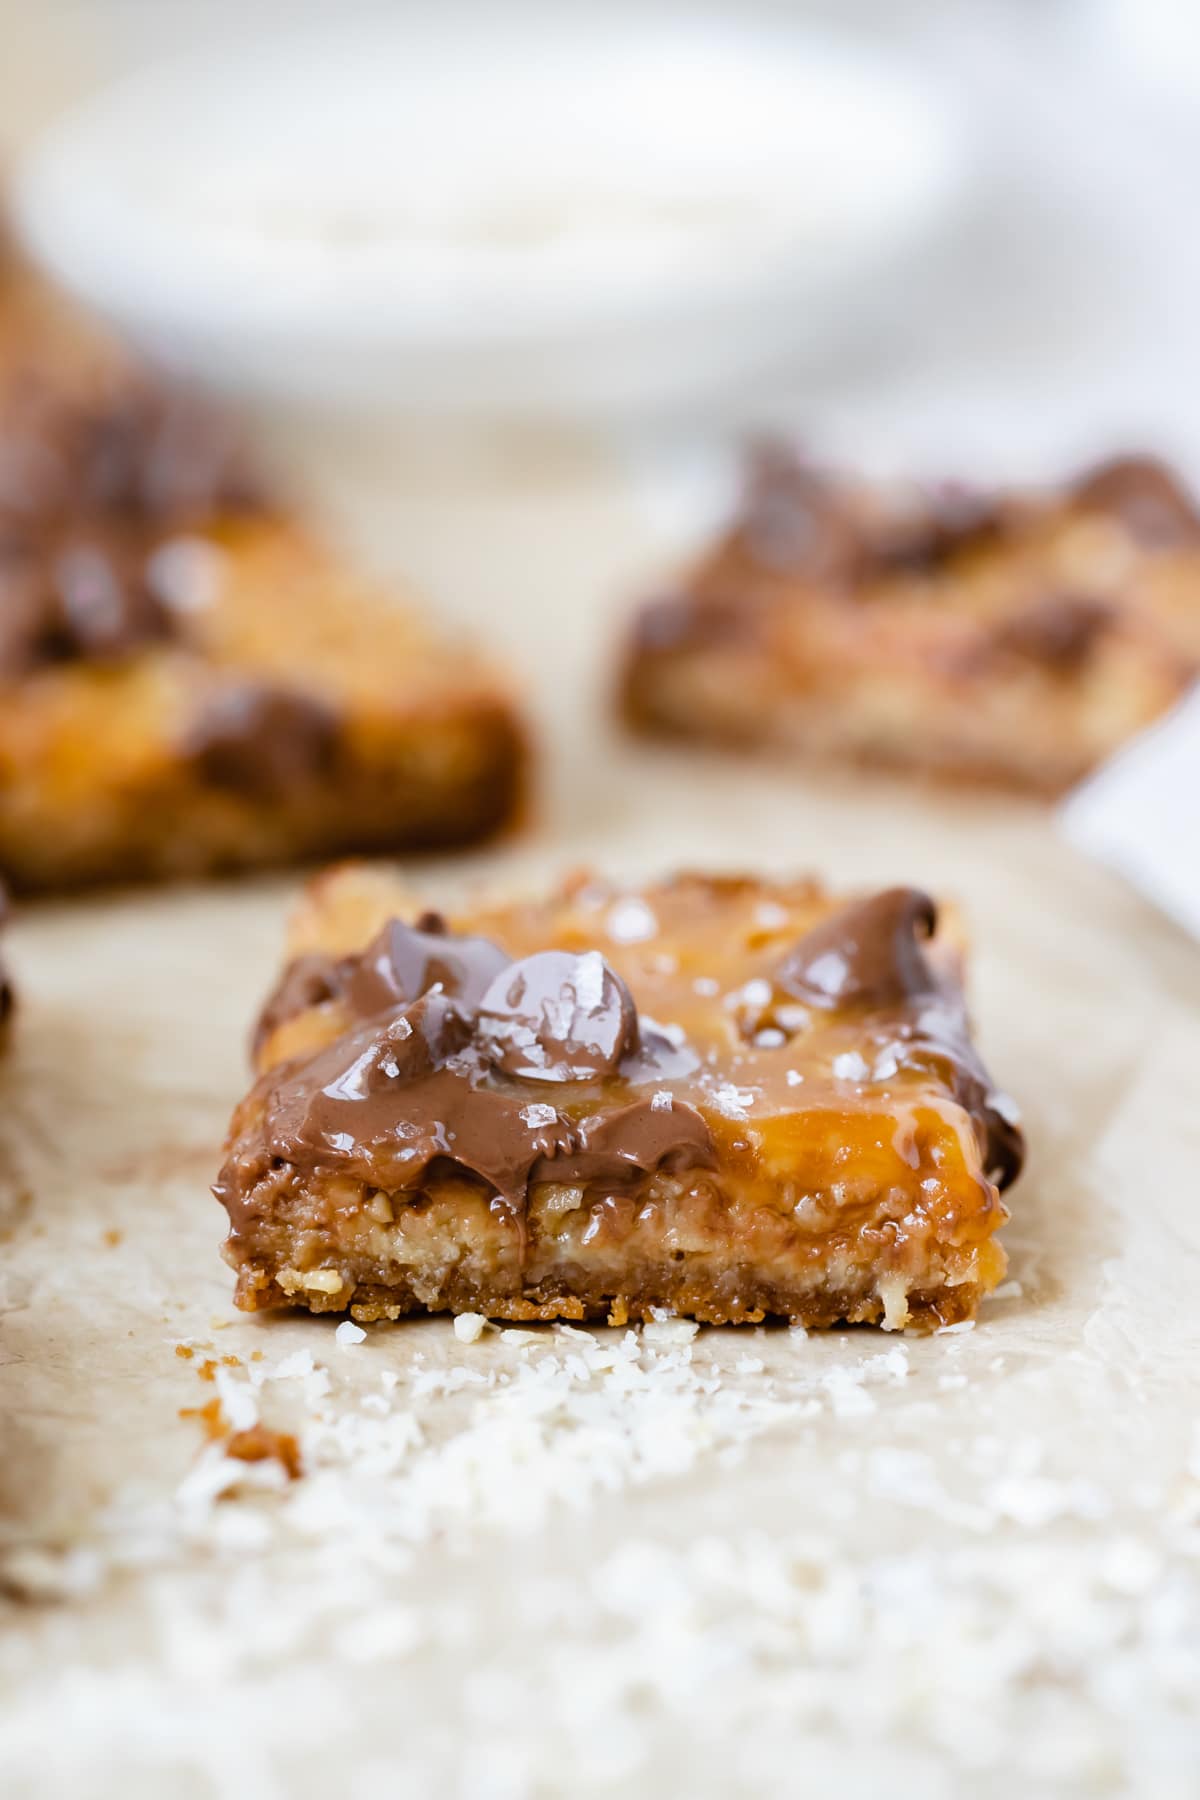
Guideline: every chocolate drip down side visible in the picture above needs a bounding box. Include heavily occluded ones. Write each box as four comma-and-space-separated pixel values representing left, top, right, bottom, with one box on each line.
775, 888, 1023, 1188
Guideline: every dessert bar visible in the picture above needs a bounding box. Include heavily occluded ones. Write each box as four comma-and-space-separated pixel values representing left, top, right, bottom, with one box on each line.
216, 865, 1024, 1330
0, 375, 525, 889
621, 444, 1200, 792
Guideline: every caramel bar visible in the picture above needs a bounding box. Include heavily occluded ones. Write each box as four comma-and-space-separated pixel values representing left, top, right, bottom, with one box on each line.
215, 865, 1023, 1331
621, 445, 1200, 793
0, 375, 525, 890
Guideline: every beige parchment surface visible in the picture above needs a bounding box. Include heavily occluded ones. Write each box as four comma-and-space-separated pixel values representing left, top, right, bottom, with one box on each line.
1, 442, 1199, 1800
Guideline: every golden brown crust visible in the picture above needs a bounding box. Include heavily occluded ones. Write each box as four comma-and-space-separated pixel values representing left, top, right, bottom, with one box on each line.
620, 447, 1200, 794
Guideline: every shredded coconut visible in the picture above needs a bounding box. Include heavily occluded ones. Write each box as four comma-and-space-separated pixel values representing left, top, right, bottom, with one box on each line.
453, 1313, 488, 1344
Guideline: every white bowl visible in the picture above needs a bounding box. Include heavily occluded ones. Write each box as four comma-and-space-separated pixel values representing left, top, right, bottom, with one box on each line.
12, 9, 967, 423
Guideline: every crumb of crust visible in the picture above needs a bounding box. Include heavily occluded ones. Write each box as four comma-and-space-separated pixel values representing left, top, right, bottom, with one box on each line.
102, 1228, 122, 1248
179, 1397, 226, 1439
174, 1345, 194, 1360
179, 1395, 302, 1481
225, 1424, 302, 1481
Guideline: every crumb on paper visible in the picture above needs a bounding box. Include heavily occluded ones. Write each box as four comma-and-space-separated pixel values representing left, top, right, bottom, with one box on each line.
454, 1312, 488, 1344
225, 1424, 302, 1481
642, 1319, 699, 1348
335, 1320, 367, 1348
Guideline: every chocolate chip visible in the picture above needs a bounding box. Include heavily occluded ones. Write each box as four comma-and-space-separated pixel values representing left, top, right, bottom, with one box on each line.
184, 684, 341, 799
0, 532, 171, 677
1074, 455, 1200, 547
738, 443, 861, 581
478, 949, 639, 1083
993, 593, 1113, 674
70, 385, 266, 526
632, 592, 760, 656
54, 537, 172, 661
864, 483, 1006, 574
777, 889, 938, 1011
346, 918, 510, 1019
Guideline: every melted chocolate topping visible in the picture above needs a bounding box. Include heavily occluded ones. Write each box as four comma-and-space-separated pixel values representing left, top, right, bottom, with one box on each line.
776, 888, 938, 1010
993, 593, 1113, 674
774, 888, 1022, 1185
219, 882, 1025, 1243
0, 527, 173, 678
1074, 455, 1200, 547
0, 379, 267, 681
738, 445, 863, 581
183, 684, 341, 798
863, 483, 1006, 574
347, 915, 510, 1019
735, 446, 1005, 585
0, 880, 12, 1027
223, 917, 718, 1224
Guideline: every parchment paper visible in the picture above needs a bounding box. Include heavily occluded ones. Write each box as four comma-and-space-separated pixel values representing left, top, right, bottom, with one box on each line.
1, 437, 1199, 1799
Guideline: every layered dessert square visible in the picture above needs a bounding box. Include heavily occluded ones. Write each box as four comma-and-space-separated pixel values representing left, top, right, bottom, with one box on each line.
0, 372, 525, 890
216, 865, 1024, 1331
621, 444, 1200, 792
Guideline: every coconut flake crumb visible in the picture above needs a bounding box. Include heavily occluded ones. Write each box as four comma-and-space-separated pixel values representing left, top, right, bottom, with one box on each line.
12, 1231, 1199, 1800
453, 1313, 489, 1344
607, 898, 657, 943
335, 1321, 367, 1349
692, 975, 720, 997
642, 1319, 700, 1348
520, 1103, 558, 1129
650, 1089, 674, 1113
832, 1051, 870, 1082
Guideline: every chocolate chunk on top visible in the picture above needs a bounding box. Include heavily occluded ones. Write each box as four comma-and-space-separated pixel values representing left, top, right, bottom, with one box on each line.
478, 950, 639, 1082
993, 593, 1114, 674
0, 377, 269, 682
183, 684, 341, 798
0, 526, 173, 679
1074, 454, 1200, 547
776, 888, 938, 1011
347, 917, 511, 1019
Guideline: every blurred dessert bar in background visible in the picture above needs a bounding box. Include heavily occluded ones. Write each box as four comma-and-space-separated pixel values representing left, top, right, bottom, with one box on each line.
0, 883, 14, 1043
216, 864, 1022, 1331
621, 444, 1200, 793
0, 254, 526, 892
